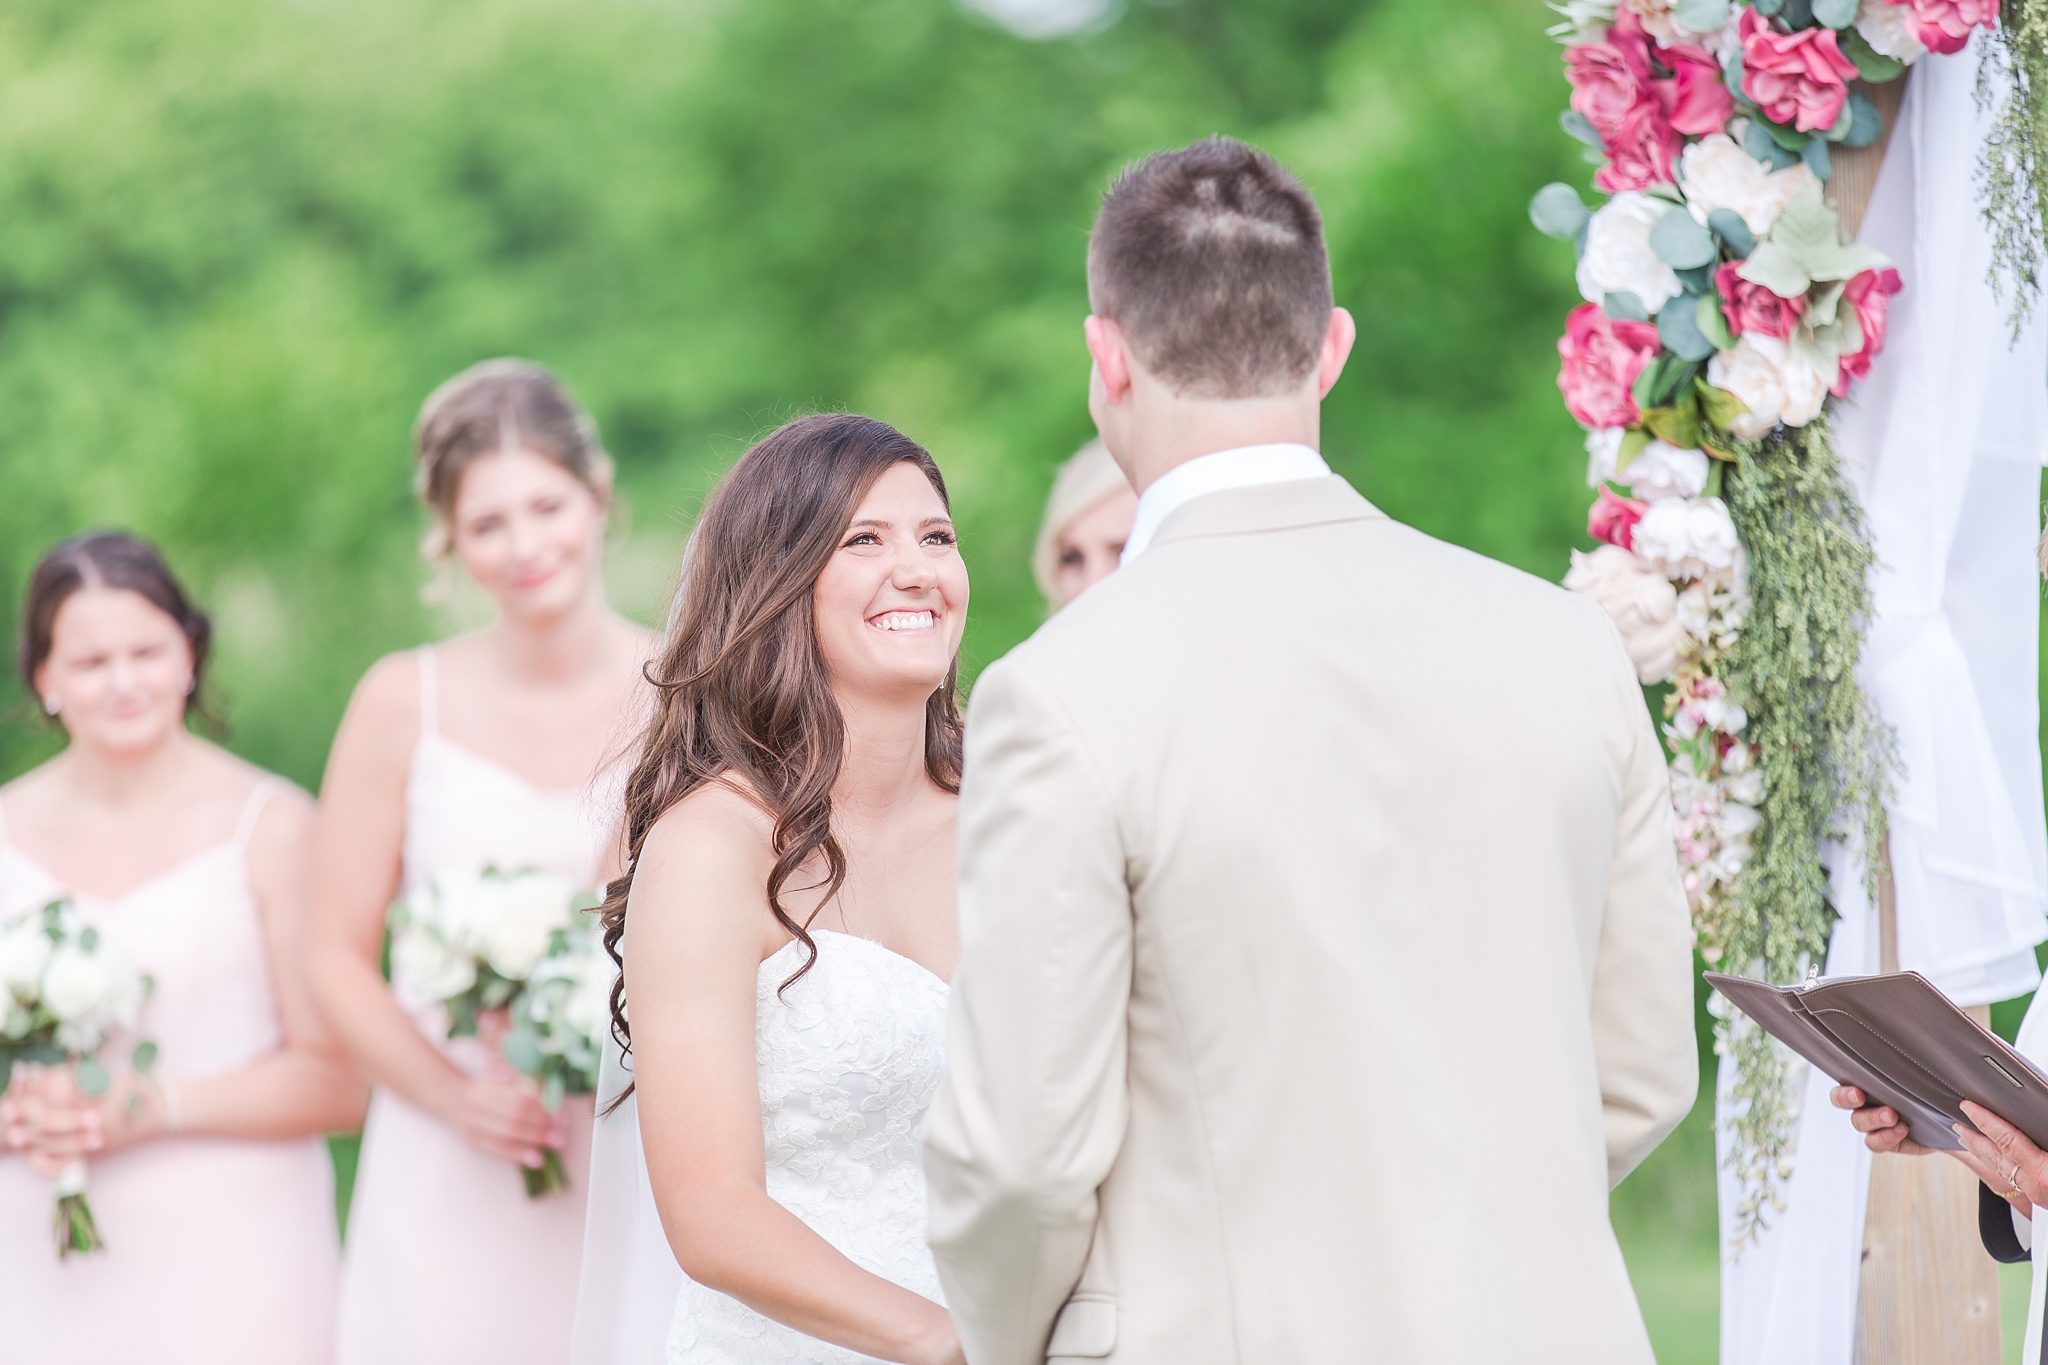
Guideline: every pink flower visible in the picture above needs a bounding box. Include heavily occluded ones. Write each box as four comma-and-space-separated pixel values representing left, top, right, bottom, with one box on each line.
1596, 102, 1685, 191
1831, 267, 1904, 396
1900, 0, 1999, 56
1739, 9, 1859, 133
1715, 261, 1806, 339
1558, 302, 1662, 428
1567, 38, 1650, 137
1661, 45, 1734, 136
1589, 487, 1651, 550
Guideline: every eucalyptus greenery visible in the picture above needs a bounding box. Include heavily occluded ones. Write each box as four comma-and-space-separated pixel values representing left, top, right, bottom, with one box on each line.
1716, 415, 1896, 1244
1978, 0, 2048, 332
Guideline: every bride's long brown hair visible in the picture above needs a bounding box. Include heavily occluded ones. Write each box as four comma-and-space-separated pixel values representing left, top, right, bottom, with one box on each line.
599, 413, 964, 1070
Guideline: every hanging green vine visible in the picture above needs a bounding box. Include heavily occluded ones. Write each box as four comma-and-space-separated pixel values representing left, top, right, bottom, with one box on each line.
1714, 416, 1898, 1247
1979, 0, 2048, 332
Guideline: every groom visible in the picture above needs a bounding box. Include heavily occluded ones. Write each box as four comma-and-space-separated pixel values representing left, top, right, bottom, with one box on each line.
923, 137, 1697, 1364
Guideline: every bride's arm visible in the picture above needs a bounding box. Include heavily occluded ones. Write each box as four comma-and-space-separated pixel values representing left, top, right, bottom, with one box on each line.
628, 786, 960, 1365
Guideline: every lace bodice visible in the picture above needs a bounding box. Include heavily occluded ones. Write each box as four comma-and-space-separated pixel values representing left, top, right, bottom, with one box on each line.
665, 930, 950, 1365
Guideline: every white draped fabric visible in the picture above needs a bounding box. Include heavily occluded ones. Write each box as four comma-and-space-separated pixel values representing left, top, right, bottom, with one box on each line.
1717, 35, 2048, 1363
570, 1039, 684, 1365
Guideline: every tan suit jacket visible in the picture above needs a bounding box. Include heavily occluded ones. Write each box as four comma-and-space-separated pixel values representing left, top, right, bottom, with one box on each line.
924, 476, 1696, 1365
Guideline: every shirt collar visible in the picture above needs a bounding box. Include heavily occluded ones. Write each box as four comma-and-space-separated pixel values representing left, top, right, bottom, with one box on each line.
1120, 443, 1332, 565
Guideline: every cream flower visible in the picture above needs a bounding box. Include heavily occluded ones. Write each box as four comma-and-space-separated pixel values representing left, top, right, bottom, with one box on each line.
1621, 0, 1725, 42
1577, 191, 1683, 314
1585, 427, 1625, 486
1564, 544, 1684, 683
1634, 496, 1740, 579
1855, 0, 1927, 61
1722, 766, 1765, 805
391, 928, 477, 1007
1680, 133, 1823, 237
1708, 334, 1828, 438
0, 921, 51, 997
40, 947, 107, 1025
1616, 440, 1711, 500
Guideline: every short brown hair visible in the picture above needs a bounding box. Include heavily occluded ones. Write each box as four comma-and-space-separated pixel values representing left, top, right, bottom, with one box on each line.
1088, 137, 1332, 399
412, 358, 612, 557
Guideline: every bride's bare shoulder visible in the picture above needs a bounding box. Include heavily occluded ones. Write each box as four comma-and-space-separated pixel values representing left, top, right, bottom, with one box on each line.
638, 774, 776, 876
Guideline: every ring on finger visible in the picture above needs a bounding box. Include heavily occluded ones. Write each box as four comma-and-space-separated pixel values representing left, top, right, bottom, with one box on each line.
2011, 1162, 2025, 1197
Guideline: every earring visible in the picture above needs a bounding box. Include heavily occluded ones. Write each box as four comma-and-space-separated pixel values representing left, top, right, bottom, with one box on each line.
41, 695, 58, 716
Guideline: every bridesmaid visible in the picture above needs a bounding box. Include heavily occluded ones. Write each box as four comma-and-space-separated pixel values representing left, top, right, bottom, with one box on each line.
307, 359, 653, 1365
0, 531, 364, 1364
1030, 439, 1135, 611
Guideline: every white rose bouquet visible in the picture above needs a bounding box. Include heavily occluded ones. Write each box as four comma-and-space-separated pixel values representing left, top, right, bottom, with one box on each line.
388, 867, 604, 1196
0, 899, 156, 1257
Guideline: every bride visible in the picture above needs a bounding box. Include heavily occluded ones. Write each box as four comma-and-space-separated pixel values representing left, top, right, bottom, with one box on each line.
600, 412, 967, 1365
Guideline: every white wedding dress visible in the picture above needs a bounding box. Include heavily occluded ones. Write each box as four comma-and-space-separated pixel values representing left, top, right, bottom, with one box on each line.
663, 928, 951, 1364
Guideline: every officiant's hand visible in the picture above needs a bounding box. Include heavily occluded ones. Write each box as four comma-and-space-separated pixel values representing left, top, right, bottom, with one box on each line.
1954, 1100, 2048, 1215
1830, 1085, 1938, 1155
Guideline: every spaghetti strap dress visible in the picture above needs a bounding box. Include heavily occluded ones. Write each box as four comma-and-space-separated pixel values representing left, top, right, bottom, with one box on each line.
334, 644, 616, 1365
0, 779, 341, 1364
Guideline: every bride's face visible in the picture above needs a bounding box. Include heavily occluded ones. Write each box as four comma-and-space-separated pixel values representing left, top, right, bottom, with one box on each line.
812, 461, 968, 709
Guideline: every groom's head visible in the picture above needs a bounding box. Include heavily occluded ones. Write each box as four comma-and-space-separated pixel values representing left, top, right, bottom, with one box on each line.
1084, 137, 1352, 483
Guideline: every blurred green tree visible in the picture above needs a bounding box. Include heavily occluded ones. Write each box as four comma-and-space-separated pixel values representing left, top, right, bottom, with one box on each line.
0, 0, 1588, 790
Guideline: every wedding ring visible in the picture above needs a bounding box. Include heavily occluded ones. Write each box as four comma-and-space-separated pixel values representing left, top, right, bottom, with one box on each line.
2010, 1163, 2025, 1196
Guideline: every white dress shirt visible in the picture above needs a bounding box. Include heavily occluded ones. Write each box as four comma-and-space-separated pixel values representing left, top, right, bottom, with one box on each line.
1119, 442, 1332, 565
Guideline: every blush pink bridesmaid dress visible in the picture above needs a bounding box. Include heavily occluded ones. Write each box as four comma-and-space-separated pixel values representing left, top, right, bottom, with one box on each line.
0, 779, 341, 1365
334, 646, 612, 1364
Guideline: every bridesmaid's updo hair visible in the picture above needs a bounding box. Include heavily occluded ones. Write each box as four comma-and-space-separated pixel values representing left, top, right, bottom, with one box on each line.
19, 531, 219, 728
412, 358, 612, 558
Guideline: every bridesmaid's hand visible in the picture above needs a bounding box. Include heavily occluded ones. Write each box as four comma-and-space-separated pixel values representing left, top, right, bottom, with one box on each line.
449, 1073, 564, 1170
1, 1065, 170, 1174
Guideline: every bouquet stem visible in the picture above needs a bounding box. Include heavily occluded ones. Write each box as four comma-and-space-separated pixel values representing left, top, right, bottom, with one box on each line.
53, 1161, 102, 1258
522, 1146, 569, 1199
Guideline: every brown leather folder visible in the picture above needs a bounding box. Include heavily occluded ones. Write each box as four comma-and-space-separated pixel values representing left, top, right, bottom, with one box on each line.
1705, 970, 2048, 1153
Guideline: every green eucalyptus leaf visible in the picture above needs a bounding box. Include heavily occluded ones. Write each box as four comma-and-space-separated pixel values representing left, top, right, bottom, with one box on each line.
1697, 292, 1738, 350
74, 1056, 109, 1096
78, 926, 98, 953
541, 1071, 567, 1113
1802, 137, 1832, 180
1675, 263, 1718, 296
1707, 208, 1756, 258
1838, 25, 1907, 82
501, 1028, 545, 1077
1812, 0, 1857, 28
22, 1043, 64, 1066
1819, 97, 1856, 143
1740, 187, 1889, 295
1753, 0, 1784, 14
130, 1040, 158, 1075
0, 1052, 12, 1097
1841, 91, 1883, 148
1743, 120, 1801, 170
1604, 290, 1650, 322
1766, 119, 1813, 152
1560, 109, 1605, 150
1659, 294, 1718, 361
1723, 48, 1746, 100
1649, 209, 1718, 269
1781, 0, 1814, 24
1676, 0, 1731, 30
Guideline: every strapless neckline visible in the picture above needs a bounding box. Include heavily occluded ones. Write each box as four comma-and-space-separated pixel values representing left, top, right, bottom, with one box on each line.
765, 928, 949, 991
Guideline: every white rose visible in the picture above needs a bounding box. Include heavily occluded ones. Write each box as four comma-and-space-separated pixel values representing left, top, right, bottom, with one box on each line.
1855, 0, 1926, 61
40, 946, 106, 1025
484, 906, 557, 982
1577, 192, 1683, 315
391, 927, 476, 1006
1716, 800, 1762, 840
1775, 342, 1829, 428
1680, 133, 1823, 237
1616, 440, 1710, 500
1722, 766, 1765, 805
499, 874, 577, 937
425, 868, 491, 952
1585, 427, 1625, 487
1635, 496, 1740, 579
0, 923, 52, 996
1564, 545, 1684, 684
1708, 337, 1788, 439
